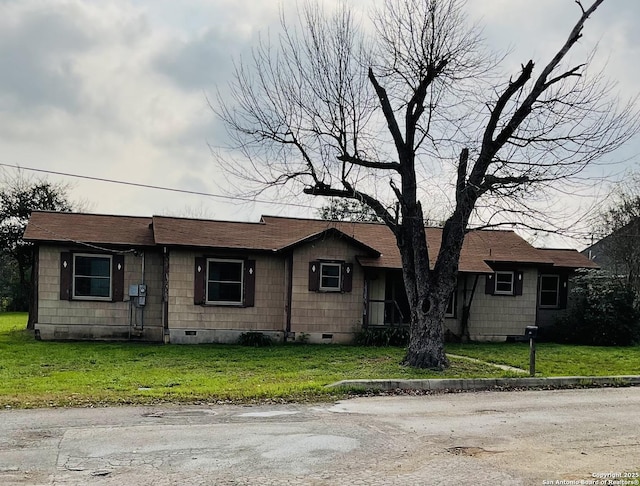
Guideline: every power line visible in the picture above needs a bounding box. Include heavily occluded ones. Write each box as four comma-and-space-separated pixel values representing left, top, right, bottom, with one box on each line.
0, 162, 594, 238
0, 162, 316, 210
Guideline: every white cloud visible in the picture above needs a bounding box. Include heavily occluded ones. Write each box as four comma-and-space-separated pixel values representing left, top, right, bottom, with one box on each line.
0, 0, 636, 236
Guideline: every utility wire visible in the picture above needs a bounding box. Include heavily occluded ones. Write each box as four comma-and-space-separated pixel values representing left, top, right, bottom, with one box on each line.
0, 162, 316, 210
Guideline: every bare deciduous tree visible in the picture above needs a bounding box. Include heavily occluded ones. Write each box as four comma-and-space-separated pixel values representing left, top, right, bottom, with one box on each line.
216, 0, 638, 369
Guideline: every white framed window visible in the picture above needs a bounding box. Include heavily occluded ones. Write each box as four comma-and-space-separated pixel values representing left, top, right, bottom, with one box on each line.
495, 271, 514, 295
445, 291, 456, 318
539, 274, 560, 308
206, 259, 244, 304
73, 254, 112, 300
320, 262, 342, 291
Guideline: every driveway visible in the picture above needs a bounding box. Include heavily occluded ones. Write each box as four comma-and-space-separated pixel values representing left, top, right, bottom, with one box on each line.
1, 387, 639, 485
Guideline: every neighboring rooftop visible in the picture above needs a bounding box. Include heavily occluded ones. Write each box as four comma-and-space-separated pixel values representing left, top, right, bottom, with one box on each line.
538, 248, 599, 269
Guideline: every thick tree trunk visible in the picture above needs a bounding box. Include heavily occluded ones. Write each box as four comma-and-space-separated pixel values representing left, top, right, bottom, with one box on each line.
396, 205, 450, 370
397, 197, 473, 369
403, 301, 449, 369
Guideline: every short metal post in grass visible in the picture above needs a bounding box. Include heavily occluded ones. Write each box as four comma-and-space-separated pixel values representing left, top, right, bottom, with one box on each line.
525, 326, 538, 377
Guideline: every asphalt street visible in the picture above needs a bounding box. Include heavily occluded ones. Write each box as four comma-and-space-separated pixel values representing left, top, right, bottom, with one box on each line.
1, 387, 639, 485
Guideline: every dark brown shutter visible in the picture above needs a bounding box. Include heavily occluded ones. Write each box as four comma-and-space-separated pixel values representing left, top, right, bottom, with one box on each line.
484, 273, 494, 295
514, 271, 524, 296
341, 262, 353, 292
308, 261, 320, 291
559, 274, 569, 309
60, 252, 72, 300
112, 254, 125, 302
244, 259, 256, 307
194, 257, 206, 305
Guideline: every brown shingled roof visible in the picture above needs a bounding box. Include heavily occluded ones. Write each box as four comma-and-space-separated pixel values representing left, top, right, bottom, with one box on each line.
24, 212, 596, 272
260, 216, 553, 273
537, 248, 599, 269
152, 216, 276, 250
24, 211, 154, 247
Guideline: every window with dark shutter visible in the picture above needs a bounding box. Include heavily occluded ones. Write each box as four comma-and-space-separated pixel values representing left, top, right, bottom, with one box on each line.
72, 253, 113, 301
207, 259, 243, 304
60, 252, 125, 302
60, 252, 72, 300
514, 271, 524, 296
495, 271, 515, 295
485, 270, 523, 296
308, 261, 320, 291
309, 260, 354, 293
194, 257, 206, 305
195, 257, 256, 306
484, 273, 494, 295
244, 260, 256, 307
112, 254, 125, 302
341, 262, 353, 292
319, 262, 342, 291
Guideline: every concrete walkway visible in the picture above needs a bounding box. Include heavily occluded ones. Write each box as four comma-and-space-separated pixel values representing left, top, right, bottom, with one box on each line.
446, 353, 528, 374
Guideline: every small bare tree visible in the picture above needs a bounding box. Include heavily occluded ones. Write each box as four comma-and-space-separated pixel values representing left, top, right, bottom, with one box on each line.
217, 0, 638, 369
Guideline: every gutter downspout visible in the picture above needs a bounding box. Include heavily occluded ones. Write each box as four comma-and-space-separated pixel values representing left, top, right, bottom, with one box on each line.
162, 246, 170, 343
285, 252, 293, 341
140, 250, 145, 331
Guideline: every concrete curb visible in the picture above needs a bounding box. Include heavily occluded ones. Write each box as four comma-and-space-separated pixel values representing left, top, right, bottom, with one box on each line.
326, 375, 640, 392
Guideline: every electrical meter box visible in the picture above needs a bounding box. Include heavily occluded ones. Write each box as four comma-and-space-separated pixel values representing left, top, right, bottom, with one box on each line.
137, 284, 147, 306
128, 284, 147, 306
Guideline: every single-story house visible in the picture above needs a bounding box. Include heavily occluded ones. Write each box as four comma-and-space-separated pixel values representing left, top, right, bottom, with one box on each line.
24, 211, 598, 343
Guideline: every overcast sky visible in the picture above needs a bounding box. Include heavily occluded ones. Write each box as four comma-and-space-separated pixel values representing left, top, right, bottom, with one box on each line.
1, 0, 638, 242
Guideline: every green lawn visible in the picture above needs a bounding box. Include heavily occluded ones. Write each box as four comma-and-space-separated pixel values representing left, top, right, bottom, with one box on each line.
446, 341, 640, 377
0, 313, 509, 408
1, 313, 639, 408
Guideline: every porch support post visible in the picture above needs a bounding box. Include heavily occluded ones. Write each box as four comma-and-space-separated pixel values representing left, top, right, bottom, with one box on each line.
362, 277, 369, 328
162, 246, 169, 342
460, 274, 480, 342
285, 252, 293, 338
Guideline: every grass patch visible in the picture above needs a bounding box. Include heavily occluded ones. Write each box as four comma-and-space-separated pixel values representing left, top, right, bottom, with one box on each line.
3, 313, 639, 408
0, 313, 505, 408
446, 342, 640, 377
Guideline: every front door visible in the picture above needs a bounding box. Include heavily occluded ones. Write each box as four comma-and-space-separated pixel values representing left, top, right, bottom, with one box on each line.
384, 270, 410, 325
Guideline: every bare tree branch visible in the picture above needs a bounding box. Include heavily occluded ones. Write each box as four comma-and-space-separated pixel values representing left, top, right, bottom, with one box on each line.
216, 0, 637, 369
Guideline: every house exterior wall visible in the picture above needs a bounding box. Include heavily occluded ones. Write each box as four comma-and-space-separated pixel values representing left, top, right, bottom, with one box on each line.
34, 245, 164, 341
167, 250, 286, 343
289, 236, 365, 343
536, 307, 560, 329
466, 268, 538, 341
33, 242, 569, 345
